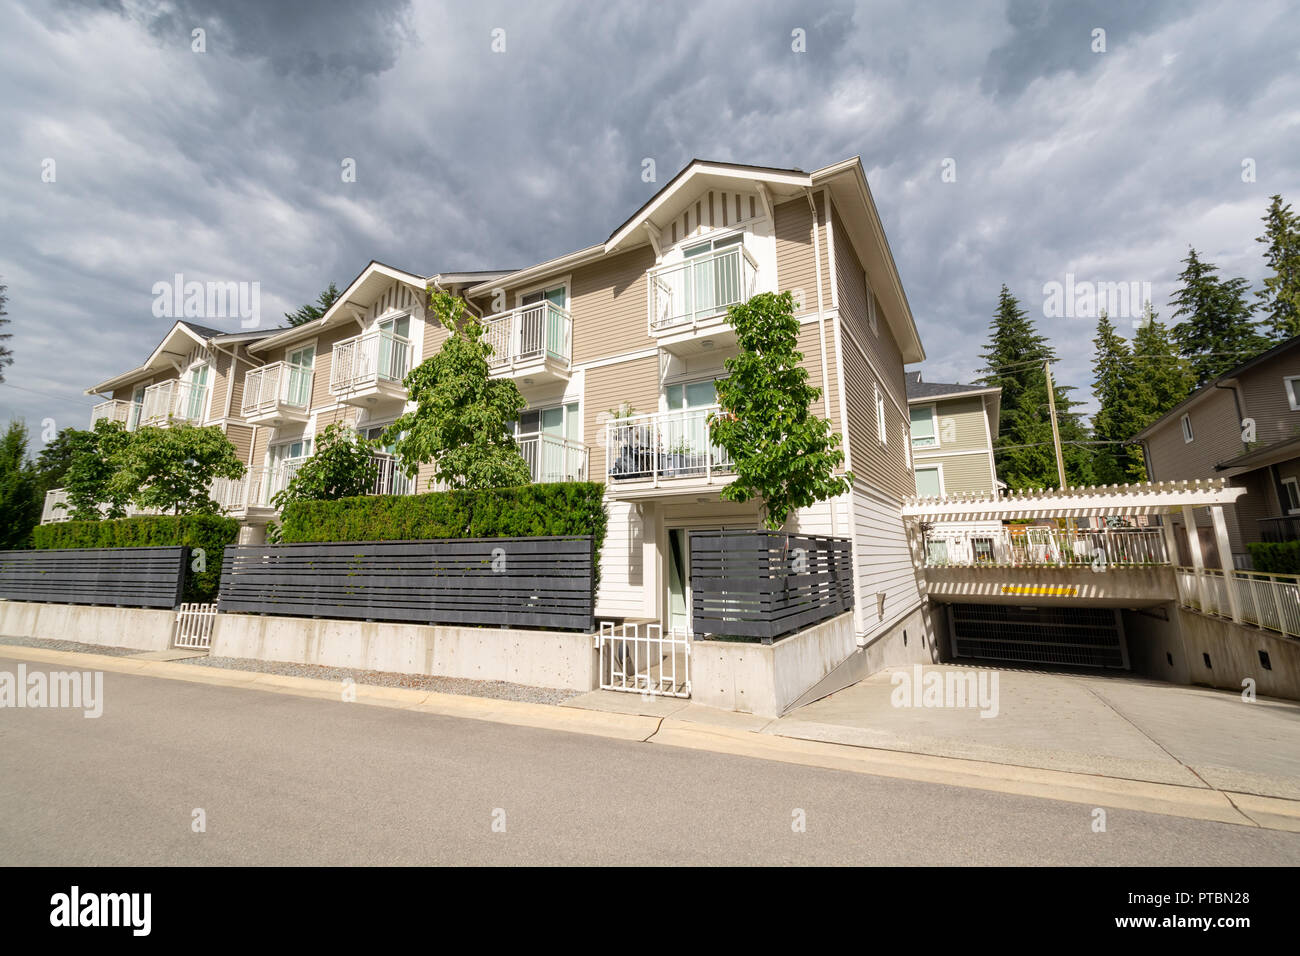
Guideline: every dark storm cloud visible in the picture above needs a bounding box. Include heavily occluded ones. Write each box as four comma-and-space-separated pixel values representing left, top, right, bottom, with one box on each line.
1, 0, 1297, 443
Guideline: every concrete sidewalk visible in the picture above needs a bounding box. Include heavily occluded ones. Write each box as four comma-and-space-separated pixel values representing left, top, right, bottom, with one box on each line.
569, 664, 1300, 800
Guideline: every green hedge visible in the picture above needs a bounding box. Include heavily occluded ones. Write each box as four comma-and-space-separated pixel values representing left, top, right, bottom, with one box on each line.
1247, 540, 1300, 574
279, 482, 609, 586
31, 514, 241, 601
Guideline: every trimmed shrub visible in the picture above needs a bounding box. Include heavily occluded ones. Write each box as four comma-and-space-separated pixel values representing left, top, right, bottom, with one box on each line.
1247, 540, 1300, 574
279, 482, 609, 587
31, 514, 240, 601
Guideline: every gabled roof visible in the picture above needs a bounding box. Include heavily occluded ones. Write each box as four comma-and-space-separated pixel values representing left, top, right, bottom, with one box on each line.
86, 320, 223, 394
465, 156, 925, 363
905, 370, 1000, 401
1132, 333, 1300, 441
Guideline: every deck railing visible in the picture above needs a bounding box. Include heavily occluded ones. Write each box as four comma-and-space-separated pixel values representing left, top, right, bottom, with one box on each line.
649, 244, 758, 332
242, 362, 313, 416
605, 405, 732, 483
140, 379, 209, 426
922, 526, 1169, 568
90, 399, 137, 430
330, 329, 411, 393
517, 433, 587, 483
483, 302, 572, 371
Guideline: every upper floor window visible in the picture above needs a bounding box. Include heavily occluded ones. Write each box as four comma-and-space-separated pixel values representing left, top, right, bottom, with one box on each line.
521, 285, 567, 310
910, 405, 938, 448
867, 289, 878, 336
915, 465, 942, 498
1282, 477, 1300, 514
1181, 413, 1194, 443
666, 379, 717, 411
183, 362, 210, 421
1285, 376, 1300, 411
876, 386, 887, 444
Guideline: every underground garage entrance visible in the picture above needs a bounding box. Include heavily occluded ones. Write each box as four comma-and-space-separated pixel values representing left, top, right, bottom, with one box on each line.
945, 603, 1130, 670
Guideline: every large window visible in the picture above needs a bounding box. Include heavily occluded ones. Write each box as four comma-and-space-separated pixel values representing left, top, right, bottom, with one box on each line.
184, 363, 210, 421
910, 405, 937, 448
287, 345, 315, 407
915, 466, 942, 498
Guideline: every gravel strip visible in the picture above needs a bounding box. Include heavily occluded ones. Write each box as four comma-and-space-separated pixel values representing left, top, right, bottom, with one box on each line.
0, 634, 145, 658
181, 655, 581, 705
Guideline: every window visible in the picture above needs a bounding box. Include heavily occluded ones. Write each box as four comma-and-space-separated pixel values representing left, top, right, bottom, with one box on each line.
360, 423, 397, 455
128, 384, 146, 430
1283, 477, 1300, 515
1285, 376, 1300, 411
915, 466, 942, 498
269, 438, 311, 464
184, 363, 210, 421
666, 379, 717, 411
876, 386, 887, 444
287, 345, 315, 407
903, 423, 912, 468
1181, 413, 1194, 443
910, 405, 938, 448
867, 291, 878, 335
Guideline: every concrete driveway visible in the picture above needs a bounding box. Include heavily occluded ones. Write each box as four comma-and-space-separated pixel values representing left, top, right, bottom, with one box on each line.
773, 664, 1300, 800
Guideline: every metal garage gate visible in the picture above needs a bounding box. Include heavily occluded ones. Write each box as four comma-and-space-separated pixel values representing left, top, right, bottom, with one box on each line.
947, 604, 1129, 669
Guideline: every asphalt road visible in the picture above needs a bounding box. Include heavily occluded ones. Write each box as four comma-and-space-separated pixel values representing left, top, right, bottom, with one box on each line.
2, 655, 1298, 866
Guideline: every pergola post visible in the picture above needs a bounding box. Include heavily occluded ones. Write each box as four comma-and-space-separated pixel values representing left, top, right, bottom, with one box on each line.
1181, 505, 1207, 611
1160, 515, 1180, 566
1209, 504, 1242, 623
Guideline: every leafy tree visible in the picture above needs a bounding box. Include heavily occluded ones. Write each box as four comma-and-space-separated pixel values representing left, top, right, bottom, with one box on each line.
0, 281, 10, 383
284, 281, 341, 328
1090, 313, 1147, 483
63, 420, 134, 520
386, 291, 530, 490
1255, 194, 1300, 343
1170, 247, 1266, 386
977, 286, 1092, 489
109, 423, 244, 515
272, 423, 378, 507
34, 426, 79, 494
0, 421, 40, 548
710, 291, 851, 529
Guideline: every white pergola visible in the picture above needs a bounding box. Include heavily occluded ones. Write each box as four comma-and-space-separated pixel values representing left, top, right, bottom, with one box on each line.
902, 477, 1249, 620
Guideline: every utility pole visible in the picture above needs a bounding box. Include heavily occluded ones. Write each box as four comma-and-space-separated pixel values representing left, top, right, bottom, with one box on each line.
1044, 360, 1067, 490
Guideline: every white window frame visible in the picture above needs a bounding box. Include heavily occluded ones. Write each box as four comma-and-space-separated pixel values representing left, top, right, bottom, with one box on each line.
1285, 376, 1300, 411
184, 359, 213, 423
910, 402, 939, 450
515, 277, 572, 312
1282, 477, 1300, 515
866, 284, 878, 335
876, 385, 887, 444
1181, 413, 1194, 443
914, 463, 944, 498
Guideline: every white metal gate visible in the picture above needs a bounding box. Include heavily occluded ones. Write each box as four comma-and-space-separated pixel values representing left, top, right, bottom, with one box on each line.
598, 622, 691, 697
173, 602, 217, 650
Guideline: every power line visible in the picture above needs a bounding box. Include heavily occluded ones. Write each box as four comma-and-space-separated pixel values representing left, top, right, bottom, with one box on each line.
0, 381, 93, 410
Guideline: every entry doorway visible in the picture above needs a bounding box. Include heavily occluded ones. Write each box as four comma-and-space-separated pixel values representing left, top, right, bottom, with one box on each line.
666, 528, 691, 634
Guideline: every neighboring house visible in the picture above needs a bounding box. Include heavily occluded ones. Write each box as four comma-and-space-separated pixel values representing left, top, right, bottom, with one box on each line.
1134, 334, 1300, 567
905, 371, 1001, 499
63, 158, 928, 647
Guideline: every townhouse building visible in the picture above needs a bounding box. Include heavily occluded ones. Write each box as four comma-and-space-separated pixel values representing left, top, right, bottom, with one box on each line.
905, 371, 1001, 499
72, 158, 927, 647
1134, 334, 1300, 567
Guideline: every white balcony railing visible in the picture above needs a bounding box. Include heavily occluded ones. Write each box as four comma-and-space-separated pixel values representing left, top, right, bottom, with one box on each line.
1177, 566, 1300, 640
517, 433, 587, 483
649, 244, 758, 333
140, 379, 209, 426
242, 362, 313, 417
90, 399, 139, 431
330, 330, 412, 394
606, 405, 732, 483
483, 302, 572, 371
370, 453, 414, 496
922, 527, 1170, 568
41, 488, 71, 523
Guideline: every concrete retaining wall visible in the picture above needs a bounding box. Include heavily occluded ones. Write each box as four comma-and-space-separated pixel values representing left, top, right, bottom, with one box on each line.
692, 612, 857, 717
210, 614, 598, 691
0, 600, 175, 652
1175, 609, 1300, 701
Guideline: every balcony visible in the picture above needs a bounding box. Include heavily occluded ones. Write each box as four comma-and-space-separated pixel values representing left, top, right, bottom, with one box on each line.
90, 399, 139, 431
242, 362, 313, 425
1258, 515, 1300, 543
648, 244, 757, 354
922, 526, 1170, 569
483, 302, 572, 384
605, 405, 733, 495
517, 433, 588, 483
370, 453, 415, 496
140, 380, 209, 427
330, 329, 412, 406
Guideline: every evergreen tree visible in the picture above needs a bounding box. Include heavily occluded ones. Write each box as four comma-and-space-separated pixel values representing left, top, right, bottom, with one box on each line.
284, 282, 341, 328
1255, 194, 1300, 342
1170, 248, 1266, 386
1132, 303, 1195, 420
1090, 312, 1146, 484
0, 420, 40, 548
977, 285, 1092, 489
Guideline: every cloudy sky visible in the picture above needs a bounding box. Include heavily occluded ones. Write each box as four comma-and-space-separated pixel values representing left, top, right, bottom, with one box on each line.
2, 0, 1297, 446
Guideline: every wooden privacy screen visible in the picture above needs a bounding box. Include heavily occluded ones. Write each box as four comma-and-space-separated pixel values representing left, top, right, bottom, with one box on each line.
218, 536, 595, 631
689, 530, 854, 643
0, 546, 189, 609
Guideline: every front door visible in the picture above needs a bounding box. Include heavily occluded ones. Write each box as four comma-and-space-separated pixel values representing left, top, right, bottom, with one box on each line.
666, 528, 690, 634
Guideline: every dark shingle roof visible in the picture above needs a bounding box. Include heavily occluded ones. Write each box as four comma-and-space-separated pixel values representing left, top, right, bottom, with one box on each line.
906, 371, 996, 400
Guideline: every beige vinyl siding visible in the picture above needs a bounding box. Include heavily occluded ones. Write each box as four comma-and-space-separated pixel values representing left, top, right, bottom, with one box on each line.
918, 452, 993, 496
925, 395, 989, 452
569, 246, 657, 366
594, 499, 649, 618
583, 354, 659, 482
225, 351, 248, 420
224, 424, 254, 466
773, 196, 828, 316
1144, 388, 1240, 482
852, 479, 924, 637
840, 324, 912, 500
797, 322, 842, 439
111, 367, 177, 403
207, 350, 232, 421
1237, 350, 1300, 446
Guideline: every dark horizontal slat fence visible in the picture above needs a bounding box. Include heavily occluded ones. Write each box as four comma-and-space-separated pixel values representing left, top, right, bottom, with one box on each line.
0, 546, 189, 609
218, 536, 595, 631
690, 530, 853, 643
